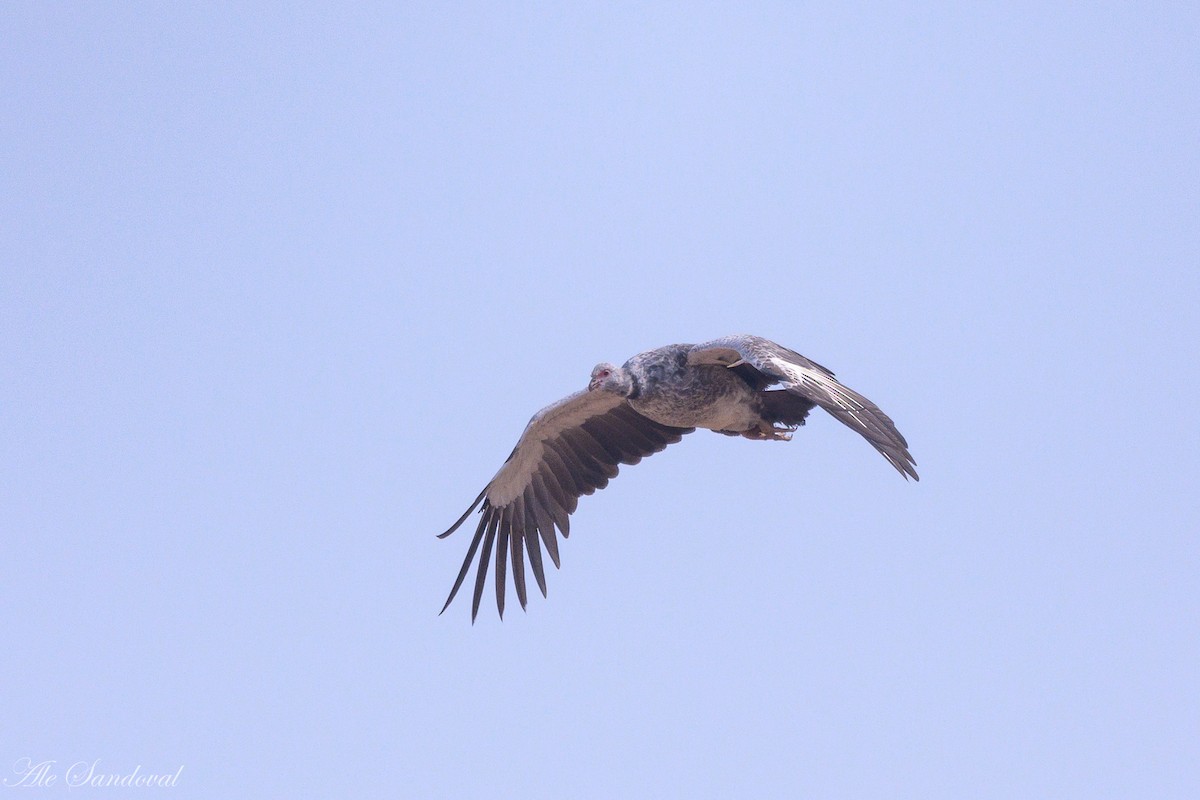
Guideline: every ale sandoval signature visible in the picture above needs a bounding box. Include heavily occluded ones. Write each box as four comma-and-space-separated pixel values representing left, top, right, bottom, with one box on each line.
4, 758, 183, 789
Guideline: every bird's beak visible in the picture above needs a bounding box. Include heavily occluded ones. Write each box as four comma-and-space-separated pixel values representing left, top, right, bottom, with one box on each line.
587, 379, 598, 391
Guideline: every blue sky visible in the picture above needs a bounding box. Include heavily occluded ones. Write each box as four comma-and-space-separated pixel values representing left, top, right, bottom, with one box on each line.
3, 3, 1197, 797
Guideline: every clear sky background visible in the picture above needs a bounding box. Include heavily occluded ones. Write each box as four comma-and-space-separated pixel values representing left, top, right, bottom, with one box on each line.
3, 3, 1197, 798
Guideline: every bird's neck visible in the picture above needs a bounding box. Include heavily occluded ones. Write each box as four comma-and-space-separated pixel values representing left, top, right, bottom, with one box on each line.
625, 367, 642, 399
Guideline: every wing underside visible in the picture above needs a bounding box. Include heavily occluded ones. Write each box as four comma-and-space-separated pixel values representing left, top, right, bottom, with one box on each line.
439, 393, 693, 621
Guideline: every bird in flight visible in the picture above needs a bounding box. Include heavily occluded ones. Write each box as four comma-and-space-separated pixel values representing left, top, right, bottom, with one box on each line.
439, 334, 917, 621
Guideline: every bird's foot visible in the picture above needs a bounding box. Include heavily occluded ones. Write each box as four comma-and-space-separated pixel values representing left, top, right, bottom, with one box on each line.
743, 423, 796, 442
769, 425, 796, 442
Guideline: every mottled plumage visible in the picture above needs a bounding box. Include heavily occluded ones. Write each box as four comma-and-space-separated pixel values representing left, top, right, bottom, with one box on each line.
439, 334, 918, 620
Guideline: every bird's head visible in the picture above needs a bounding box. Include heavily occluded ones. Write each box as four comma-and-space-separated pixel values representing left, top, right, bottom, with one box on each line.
588, 362, 634, 396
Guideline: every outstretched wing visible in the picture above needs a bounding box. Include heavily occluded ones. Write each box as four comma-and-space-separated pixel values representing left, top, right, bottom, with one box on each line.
688, 334, 919, 480
439, 389, 694, 621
